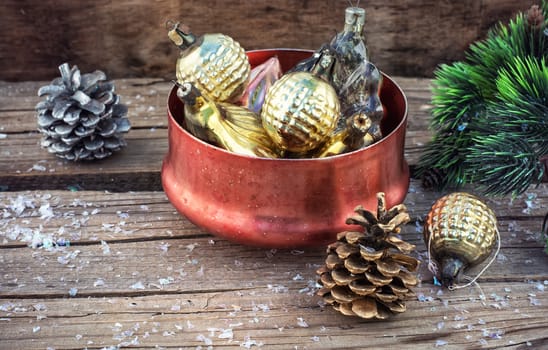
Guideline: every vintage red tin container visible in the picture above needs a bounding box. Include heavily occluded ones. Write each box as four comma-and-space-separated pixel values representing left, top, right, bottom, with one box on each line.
162, 49, 409, 248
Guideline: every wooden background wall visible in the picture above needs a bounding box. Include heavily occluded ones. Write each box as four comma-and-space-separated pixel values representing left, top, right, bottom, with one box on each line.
0, 0, 532, 81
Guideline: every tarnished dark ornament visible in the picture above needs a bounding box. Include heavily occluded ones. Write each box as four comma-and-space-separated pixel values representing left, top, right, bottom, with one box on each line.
329, 6, 368, 96
423, 192, 499, 287
290, 6, 385, 156
36, 63, 131, 161
313, 61, 384, 157
175, 82, 280, 158
168, 22, 250, 103
290, 6, 367, 94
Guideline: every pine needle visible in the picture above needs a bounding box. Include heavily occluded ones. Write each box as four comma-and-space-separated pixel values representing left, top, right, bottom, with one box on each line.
417, 2, 548, 196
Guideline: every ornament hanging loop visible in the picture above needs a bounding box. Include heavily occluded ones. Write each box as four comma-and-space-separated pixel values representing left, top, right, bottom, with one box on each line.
448, 228, 501, 290
426, 225, 500, 290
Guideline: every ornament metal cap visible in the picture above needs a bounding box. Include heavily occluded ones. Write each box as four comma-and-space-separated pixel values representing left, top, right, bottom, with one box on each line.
344, 7, 366, 33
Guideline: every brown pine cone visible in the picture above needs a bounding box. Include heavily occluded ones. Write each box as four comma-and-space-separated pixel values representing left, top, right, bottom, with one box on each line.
317, 192, 420, 319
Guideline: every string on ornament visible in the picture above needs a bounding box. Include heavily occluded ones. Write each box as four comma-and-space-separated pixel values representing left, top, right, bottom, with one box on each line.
426, 224, 501, 291
347, 0, 361, 8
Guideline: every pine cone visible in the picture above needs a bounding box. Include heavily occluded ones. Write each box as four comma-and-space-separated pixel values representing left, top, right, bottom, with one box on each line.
36, 63, 131, 161
317, 193, 419, 319
420, 167, 447, 191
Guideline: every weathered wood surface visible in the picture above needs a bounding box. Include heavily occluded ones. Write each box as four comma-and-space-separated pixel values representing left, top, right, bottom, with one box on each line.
0, 77, 431, 192
1, 78, 548, 349
0, 0, 529, 81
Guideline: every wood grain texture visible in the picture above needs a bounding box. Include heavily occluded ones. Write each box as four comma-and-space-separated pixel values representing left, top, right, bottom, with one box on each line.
0, 77, 431, 191
1, 77, 547, 350
0, 0, 527, 81
1, 282, 546, 349
1, 187, 547, 349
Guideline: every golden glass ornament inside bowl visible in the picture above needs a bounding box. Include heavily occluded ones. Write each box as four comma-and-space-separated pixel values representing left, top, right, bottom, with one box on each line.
161, 49, 410, 248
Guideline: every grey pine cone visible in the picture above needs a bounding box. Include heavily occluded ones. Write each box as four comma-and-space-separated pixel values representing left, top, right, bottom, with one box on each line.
36, 63, 131, 161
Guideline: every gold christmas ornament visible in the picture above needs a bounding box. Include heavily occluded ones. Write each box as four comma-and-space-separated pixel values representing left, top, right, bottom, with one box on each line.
261, 54, 340, 154
311, 111, 373, 157
168, 22, 250, 103
424, 192, 499, 288
317, 193, 419, 319
175, 82, 280, 158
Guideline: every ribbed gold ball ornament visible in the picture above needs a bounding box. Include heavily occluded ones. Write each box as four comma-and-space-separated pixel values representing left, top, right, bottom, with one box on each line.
423, 192, 498, 287
261, 71, 340, 154
168, 22, 250, 103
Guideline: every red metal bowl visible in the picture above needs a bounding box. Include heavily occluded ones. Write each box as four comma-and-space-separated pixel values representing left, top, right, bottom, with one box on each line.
162, 49, 409, 248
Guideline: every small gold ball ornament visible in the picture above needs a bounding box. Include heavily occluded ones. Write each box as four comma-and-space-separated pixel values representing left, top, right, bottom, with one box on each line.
168, 22, 250, 103
261, 71, 340, 154
423, 192, 498, 287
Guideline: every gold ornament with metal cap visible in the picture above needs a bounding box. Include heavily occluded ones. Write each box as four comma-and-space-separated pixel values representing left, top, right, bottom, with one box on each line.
175, 82, 280, 158
168, 22, 250, 103
261, 52, 340, 154
423, 192, 499, 287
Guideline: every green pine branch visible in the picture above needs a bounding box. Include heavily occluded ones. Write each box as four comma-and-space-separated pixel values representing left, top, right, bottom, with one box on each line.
430, 62, 485, 131
464, 133, 544, 197
416, 125, 486, 189
417, 2, 548, 196
490, 56, 548, 155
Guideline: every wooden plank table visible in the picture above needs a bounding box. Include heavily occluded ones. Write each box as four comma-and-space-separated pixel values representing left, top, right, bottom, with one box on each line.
1, 78, 547, 349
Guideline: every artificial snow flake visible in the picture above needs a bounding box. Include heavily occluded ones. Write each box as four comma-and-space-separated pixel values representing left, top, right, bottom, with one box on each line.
158, 276, 175, 286
297, 317, 309, 328
101, 240, 111, 255
292, 273, 304, 281
240, 336, 263, 348
129, 281, 145, 290
39, 203, 54, 220
219, 329, 234, 339
158, 242, 170, 253
267, 284, 288, 293
435, 340, 448, 347
94, 279, 105, 287
30, 164, 47, 172
196, 334, 213, 346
